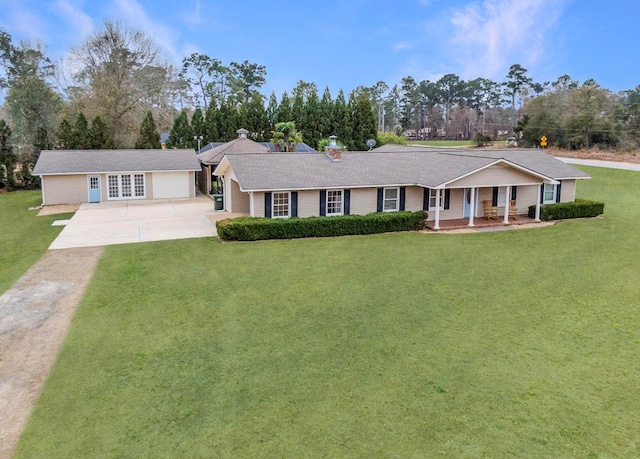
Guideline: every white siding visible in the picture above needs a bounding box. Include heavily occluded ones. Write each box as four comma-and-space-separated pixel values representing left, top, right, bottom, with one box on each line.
560, 180, 576, 202
350, 188, 377, 215
41, 175, 89, 205
298, 190, 319, 217
449, 163, 541, 188
230, 179, 250, 214
254, 192, 265, 217
405, 186, 424, 211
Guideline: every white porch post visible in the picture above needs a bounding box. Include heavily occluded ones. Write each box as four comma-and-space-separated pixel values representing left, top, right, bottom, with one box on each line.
503, 185, 510, 224
467, 187, 475, 227
434, 189, 441, 230
249, 192, 255, 217
535, 184, 542, 221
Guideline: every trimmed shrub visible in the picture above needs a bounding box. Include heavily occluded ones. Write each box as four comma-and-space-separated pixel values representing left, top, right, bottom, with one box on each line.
217, 211, 428, 241
527, 199, 605, 221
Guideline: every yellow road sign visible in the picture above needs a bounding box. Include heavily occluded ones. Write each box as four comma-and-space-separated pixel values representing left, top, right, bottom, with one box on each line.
541, 141, 547, 147
541, 135, 547, 142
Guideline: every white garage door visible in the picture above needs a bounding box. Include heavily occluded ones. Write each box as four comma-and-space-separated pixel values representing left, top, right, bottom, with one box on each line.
152, 172, 191, 199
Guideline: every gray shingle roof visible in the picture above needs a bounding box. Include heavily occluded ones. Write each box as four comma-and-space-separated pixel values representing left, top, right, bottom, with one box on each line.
197, 137, 270, 164
33, 149, 201, 175
223, 148, 589, 192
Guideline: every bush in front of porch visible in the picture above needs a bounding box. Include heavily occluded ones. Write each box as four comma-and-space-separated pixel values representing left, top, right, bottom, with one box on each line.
528, 199, 605, 221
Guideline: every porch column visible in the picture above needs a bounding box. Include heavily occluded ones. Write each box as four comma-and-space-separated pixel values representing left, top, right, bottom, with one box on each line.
535, 184, 542, 221
249, 192, 255, 217
503, 185, 511, 224
467, 187, 475, 227
434, 189, 441, 230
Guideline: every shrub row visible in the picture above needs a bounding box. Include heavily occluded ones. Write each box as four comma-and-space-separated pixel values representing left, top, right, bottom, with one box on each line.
216, 211, 428, 241
527, 199, 605, 221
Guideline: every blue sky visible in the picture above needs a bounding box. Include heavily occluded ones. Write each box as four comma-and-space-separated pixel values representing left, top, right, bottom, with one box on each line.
1, 0, 639, 97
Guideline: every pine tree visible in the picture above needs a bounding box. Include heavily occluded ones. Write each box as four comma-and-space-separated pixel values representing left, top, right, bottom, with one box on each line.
302, 89, 321, 149
204, 103, 220, 142
72, 113, 91, 149
276, 91, 292, 123
318, 86, 334, 140
0, 120, 16, 190
56, 119, 74, 149
135, 112, 161, 149
239, 92, 269, 141
266, 91, 278, 129
166, 111, 193, 148
190, 107, 205, 148
217, 99, 239, 141
333, 89, 352, 148
90, 116, 115, 149
349, 94, 377, 151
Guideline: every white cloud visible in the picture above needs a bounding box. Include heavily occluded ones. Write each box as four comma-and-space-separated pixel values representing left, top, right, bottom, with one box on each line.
393, 41, 413, 51
0, 1, 50, 43
109, 0, 182, 64
446, 0, 567, 80
51, 0, 95, 42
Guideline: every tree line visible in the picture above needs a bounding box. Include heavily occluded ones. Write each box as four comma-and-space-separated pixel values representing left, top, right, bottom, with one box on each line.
1, 20, 640, 191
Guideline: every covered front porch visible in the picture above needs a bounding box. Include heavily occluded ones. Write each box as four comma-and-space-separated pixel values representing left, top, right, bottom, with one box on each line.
426, 214, 539, 231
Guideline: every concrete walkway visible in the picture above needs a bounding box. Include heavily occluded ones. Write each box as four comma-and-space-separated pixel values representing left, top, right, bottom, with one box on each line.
0, 247, 103, 458
558, 157, 640, 171
49, 197, 229, 249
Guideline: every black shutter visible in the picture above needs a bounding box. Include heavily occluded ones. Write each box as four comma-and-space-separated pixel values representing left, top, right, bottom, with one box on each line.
556, 182, 562, 203
264, 192, 272, 218
511, 186, 517, 201
344, 189, 350, 215
291, 191, 298, 217
492, 187, 498, 206
319, 190, 326, 216
377, 188, 383, 212
444, 189, 451, 210
399, 187, 406, 211
423, 188, 430, 211
540, 184, 544, 204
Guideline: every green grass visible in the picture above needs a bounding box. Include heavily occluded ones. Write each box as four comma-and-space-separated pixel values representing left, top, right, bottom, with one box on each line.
0, 191, 74, 295
16, 167, 640, 457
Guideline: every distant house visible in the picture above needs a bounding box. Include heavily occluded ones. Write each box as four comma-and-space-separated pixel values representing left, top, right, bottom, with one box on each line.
196, 128, 316, 195
32, 149, 200, 205
213, 142, 590, 229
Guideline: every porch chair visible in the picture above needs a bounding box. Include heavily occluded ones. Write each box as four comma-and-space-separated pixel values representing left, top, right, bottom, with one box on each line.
509, 200, 518, 220
483, 200, 498, 219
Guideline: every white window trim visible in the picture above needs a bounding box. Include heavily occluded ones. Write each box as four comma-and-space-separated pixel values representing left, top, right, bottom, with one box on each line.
429, 189, 444, 210
272, 191, 291, 219
326, 189, 344, 216
383, 187, 400, 212
543, 183, 557, 204
107, 174, 146, 200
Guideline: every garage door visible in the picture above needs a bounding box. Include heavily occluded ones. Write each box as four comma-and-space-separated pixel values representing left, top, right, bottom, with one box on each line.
152, 172, 191, 199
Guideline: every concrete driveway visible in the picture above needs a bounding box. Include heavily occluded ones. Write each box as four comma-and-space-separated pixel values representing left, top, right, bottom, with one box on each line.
49, 197, 227, 249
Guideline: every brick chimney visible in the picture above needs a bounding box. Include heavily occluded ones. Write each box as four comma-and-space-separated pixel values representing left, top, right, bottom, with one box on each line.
325, 135, 342, 161
237, 128, 249, 139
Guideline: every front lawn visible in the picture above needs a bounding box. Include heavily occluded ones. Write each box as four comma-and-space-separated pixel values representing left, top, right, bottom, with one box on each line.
0, 191, 73, 295
16, 167, 640, 457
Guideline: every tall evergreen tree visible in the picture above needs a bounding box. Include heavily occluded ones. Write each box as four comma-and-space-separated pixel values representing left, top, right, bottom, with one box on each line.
332, 89, 351, 147
266, 91, 278, 129
204, 103, 220, 142
0, 120, 16, 190
302, 89, 321, 148
217, 99, 240, 141
135, 112, 161, 149
56, 119, 74, 149
276, 91, 292, 123
318, 86, 334, 139
90, 116, 115, 149
72, 113, 91, 149
190, 107, 206, 148
349, 94, 377, 151
166, 110, 193, 148
239, 91, 268, 141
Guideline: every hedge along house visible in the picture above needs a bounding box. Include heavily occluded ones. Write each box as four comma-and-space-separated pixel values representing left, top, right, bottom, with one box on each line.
213, 142, 590, 230
196, 128, 317, 196
32, 149, 201, 205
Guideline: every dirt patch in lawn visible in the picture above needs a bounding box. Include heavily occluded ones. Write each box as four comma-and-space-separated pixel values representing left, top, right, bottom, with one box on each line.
37, 204, 80, 216
547, 147, 640, 164
0, 246, 103, 458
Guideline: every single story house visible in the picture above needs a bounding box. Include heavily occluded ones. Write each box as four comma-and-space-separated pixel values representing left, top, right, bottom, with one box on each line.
32, 149, 200, 205
213, 143, 590, 229
197, 128, 316, 195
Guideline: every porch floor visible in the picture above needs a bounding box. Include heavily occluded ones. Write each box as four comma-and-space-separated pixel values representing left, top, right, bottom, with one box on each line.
426, 215, 539, 231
